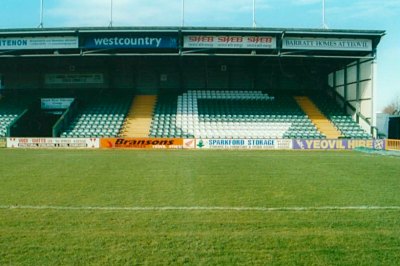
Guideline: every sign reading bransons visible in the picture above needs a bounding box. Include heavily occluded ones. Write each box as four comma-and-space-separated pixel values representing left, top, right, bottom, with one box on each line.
184, 35, 276, 49
101, 138, 184, 149
0, 36, 78, 50
283, 37, 372, 51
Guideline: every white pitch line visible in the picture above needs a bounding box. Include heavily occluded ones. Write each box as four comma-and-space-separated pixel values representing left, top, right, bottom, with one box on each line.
1, 205, 400, 212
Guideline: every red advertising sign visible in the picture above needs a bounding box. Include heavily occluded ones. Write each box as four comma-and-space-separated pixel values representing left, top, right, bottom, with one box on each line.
184, 35, 276, 49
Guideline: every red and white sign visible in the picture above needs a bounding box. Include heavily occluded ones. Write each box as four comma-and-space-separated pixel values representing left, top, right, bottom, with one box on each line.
7, 138, 99, 149
184, 35, 276, 49
183, 139, 196, 149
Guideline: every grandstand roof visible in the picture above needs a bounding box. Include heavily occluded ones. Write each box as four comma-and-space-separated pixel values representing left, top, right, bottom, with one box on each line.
0, 26, 385, 35
0, 27, 385, 59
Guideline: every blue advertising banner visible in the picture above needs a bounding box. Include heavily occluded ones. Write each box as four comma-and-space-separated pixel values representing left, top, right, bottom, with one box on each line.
84, 36, 178, 49
292, 139, 385, 150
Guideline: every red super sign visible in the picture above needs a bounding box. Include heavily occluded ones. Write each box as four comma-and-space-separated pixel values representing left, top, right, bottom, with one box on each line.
189, 36, 214, 42
247, 36, 273, 43
217, 36, 244, 43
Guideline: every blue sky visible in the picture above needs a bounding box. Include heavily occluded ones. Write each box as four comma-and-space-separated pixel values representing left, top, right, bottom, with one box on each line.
0, 0, 398, 112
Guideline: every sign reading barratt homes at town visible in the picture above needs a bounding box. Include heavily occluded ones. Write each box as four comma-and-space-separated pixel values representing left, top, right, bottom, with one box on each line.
283, 37, 372, 51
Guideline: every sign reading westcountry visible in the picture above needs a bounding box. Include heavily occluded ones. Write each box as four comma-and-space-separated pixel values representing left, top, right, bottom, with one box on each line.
0, 37, 78, 50
184, 35, 276, 49
85, 36, 178, 49
283, 37, 372, 51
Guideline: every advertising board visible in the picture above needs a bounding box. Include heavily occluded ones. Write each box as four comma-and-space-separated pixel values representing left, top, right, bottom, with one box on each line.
41, 98, 74, 109
184, 35, 276, 49
45, 73, 104, 85
183, 139, 196, 149
0, 138, 6, 148
0, 36, 78, 50
195, 139, 292, 150
85, 36, 178, 49
292, 139, 385, 150
282, 37, 372, 51
101, 138, 184, 149
7, 138, 99, 148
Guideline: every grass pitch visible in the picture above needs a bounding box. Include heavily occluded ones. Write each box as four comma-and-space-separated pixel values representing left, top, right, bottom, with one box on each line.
1, 149, 400, 265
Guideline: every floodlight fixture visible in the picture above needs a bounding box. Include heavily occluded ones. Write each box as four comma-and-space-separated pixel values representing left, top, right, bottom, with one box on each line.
38, 0, 44, 28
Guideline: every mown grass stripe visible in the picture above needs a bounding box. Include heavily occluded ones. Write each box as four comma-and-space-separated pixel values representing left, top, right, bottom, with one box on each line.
1, 205, 400, 212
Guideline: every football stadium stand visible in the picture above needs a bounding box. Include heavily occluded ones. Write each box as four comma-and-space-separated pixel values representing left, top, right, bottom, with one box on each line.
150, 90, 324, 139
295, 96, 342, 139
0, 90, 372, 140
0, 27, 385, 140
60, 94, 131, 138
120, 95, 157, 137
310, 95, 372, 139
149, 94, 180, 138
0, 96, 30, 137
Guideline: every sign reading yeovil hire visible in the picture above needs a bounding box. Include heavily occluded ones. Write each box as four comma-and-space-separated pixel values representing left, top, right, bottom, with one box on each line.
0, 36, 78, 50
292, 139, 385, 150
85, 36, 178, 49
283, 37, 372, 51
184, 35, 276, 49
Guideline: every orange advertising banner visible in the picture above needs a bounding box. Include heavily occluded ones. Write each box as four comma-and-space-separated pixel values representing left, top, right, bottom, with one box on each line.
100, 138, 184, 149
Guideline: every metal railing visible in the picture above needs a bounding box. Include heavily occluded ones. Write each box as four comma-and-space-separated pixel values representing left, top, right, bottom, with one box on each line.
386, 139, 400, 151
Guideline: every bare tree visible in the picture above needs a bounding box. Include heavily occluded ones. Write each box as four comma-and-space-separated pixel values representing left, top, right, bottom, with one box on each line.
383, 96, 400, 115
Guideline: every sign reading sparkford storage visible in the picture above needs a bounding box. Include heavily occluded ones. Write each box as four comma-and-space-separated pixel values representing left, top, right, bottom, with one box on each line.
196, 139, 292, 149
85, 36, 178, 49
283, 37, 372, 51
0, 36, 78, 50
184, 35, 276, 49
101, 138, 184, 149
292, 139, 385, 150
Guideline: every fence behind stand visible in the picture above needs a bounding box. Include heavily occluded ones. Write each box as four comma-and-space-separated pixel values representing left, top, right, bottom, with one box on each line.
386, 139, 400, 151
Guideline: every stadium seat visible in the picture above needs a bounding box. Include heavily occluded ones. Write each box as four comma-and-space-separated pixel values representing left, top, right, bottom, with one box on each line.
150, 90, 323, 139
0, 97, 31, 137
60, 94, 131, 138
310, 94, 372, 139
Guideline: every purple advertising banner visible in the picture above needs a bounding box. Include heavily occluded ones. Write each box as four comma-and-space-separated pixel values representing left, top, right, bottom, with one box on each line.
292, 139, 385, 150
